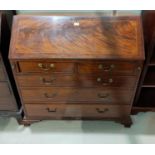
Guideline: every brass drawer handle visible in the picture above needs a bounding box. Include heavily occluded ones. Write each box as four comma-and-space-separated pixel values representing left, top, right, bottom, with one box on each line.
96, 108, 109, 113
98, 64, 115, 71
98, 93, 109, 98
38, 63, 55, 71
46, 108, 57, 113
44, 93, 57, 99
41, 77, 56, 85
97, 78, 113, 85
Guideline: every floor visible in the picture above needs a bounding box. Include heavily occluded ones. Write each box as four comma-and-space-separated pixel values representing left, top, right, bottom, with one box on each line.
0, 112, 155, 144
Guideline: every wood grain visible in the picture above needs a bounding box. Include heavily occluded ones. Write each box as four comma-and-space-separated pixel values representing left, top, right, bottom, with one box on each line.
9, 14, 145, 126
20, 87, 132, 104
78, 61, 142, 75
17, 74, 137, 89
25, 103, 130, 119
9, 15, 144, 60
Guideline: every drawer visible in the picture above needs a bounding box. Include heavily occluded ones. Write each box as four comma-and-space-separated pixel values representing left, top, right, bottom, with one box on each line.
78, 75, 137, 89
25, 104, 130, 119
17, 61, 75, 73
78, 61, 141, 75
21, 87, 132, 104
17, 74, 78, 87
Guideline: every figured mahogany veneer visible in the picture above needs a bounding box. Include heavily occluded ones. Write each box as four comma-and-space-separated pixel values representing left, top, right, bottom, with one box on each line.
20, 87, 132, 104
9, 14, 144, 127
9, 15, 144, 60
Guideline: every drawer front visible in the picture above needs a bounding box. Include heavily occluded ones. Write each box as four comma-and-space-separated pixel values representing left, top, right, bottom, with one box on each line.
17, 74, 78, 87
78, 61, 141, 75
0, 82, 12, 97
17, 61, 75, 73
21, 87, 132, 104
0, 67, 6, 81
17, 74, 137, 89
25, 104, 130, 118
78, 75, 137, 89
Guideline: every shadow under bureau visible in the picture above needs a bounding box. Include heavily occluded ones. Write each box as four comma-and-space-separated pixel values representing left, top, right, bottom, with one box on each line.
9, 14, 144, 127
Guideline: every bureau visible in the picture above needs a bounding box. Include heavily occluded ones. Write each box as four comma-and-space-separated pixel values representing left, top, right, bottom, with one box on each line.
9, 14, 145, 127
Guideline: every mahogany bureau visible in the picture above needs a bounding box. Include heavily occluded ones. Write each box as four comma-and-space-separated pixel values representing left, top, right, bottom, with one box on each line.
9, 14, 145, 127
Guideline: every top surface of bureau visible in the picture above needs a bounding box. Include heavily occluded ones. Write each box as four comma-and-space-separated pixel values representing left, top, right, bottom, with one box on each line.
9, 14, 144, 60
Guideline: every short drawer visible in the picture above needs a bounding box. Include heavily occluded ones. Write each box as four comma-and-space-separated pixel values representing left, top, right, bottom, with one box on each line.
0, 98, 17, 111
25, 104, 130, 119
20, 87, 132, 104
0, 82, 16, 111
78, 61, 141, 75
17, 61, 75, 73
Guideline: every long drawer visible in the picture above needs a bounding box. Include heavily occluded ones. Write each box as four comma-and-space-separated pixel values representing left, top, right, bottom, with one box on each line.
17, 74, 137, 89
20, 87, 132, 104
25, 104, 130, 119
